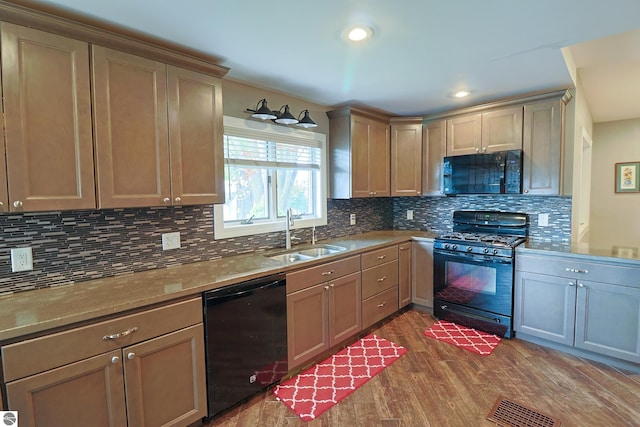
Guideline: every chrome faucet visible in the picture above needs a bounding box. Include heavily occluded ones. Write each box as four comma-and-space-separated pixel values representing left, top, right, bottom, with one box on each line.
286, 208, 294, 249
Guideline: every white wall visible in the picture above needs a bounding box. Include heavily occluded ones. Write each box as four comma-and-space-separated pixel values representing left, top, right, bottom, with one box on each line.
590, 118, 640, 248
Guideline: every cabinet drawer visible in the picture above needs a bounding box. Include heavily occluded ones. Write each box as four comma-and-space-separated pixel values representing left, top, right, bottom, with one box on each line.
362, 260, 399, 300
516, 253, 640, 286
362, 286, 399, 329
2, 298, 202, 382
362, 245, 399, 270
287, 255, 361, 293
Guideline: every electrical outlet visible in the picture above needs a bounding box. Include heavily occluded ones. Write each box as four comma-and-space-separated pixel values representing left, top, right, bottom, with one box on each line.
538, 213, 549, 227
350, 213, 356, 225
11, 247, 33, 272
407, 210, 414, 220
162, 232, 181, 250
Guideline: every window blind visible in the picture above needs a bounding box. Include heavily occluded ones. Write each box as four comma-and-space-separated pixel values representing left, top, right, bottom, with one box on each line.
223, 134, 321, 170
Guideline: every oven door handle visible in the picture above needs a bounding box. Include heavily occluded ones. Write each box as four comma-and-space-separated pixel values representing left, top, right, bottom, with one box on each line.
439, 304, 502, 324
433, 249, 512, 265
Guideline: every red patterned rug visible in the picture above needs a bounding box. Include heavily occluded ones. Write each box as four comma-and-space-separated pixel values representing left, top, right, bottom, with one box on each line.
424, 320, 501, 355
273, 334, 407, 421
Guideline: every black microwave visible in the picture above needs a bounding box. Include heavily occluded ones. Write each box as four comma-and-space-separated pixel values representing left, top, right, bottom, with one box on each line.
442, 149, 522, 195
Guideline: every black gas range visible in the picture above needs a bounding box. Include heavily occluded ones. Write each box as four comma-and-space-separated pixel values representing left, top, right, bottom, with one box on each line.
433, 211, 528, 338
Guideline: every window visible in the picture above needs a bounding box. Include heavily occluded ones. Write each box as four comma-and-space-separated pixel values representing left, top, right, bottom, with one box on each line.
214, 116, 327, 239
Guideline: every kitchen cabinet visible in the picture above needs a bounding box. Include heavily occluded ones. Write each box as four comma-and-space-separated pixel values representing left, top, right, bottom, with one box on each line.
411, 239, 434, 308
515, 253, 640, 364
422, 119, 446, 196
446, 106, 523, 156
0, 22, 95, 212
92, 45, 224, 209
398, 242, 413, 308
522, 98, 565, 195
2, 298, 207, 427
390, 119, 422, 196
328, 106, 391, 198
286, 256, 362, 369
361, 245, 399, 328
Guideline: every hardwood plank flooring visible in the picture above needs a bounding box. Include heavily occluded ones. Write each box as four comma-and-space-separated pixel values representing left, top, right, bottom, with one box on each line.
203, 309, 640, 427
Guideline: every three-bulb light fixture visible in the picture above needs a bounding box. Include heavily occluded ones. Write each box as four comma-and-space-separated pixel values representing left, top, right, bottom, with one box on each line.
245, 99, 318, 128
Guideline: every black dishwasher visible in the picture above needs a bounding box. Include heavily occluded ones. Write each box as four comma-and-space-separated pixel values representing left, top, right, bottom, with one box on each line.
203, 273, 288, 417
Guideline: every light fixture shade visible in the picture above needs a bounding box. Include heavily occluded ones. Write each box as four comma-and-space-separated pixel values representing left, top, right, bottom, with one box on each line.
251, 99, 277, 120
275, 105, 298, 125
296, 110, 318, 128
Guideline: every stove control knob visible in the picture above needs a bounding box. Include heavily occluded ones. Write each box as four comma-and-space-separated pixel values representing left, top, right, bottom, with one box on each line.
452, 244, 458, 251
483, 248, 490, 254
493, 249, 499, 255
444, 244, 450, 249
466, 246, 473, 252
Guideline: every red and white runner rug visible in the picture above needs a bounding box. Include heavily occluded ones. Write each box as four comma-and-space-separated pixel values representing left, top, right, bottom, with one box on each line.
273, 334, 407, 421
424, 320, 501, 356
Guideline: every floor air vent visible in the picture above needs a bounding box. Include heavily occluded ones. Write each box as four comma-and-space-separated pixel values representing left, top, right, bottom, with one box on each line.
487, 397, 561, 427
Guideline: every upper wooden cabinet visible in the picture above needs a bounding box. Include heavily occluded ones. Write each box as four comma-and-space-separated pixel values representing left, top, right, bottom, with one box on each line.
0, 22, 96, 212
446, 106, 523, 156
391, 119, 422, 197
328, 106, 391, 198
422, 119, 446, 196
92, 46, 224, 208
522, 99, 565, 195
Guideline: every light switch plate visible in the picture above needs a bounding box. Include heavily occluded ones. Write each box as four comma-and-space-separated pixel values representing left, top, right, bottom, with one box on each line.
538, 213, 549, 227
162, 232, 181, 250
11, 247, 33, 272
407, 210, 414, 220
350, 214, 356, 225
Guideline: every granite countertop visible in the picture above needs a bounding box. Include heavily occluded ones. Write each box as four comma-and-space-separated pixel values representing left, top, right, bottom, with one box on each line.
520, 239, 640, 266
0, 230, 435, 342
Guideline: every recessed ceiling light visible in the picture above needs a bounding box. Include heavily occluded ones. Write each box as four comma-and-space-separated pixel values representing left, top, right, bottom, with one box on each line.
344, 25, 373, 42
454, 90, 470, 98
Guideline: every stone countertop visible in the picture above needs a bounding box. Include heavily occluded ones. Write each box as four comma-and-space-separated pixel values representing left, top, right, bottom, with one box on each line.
519, 240, 640, 266
0, 230, 434, 342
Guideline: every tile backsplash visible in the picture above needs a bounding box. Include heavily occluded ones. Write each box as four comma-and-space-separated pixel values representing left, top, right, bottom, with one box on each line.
0, 195, 569, 295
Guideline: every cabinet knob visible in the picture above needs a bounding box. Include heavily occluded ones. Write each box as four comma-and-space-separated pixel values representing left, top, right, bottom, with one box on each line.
111, 356, 120, 364
163, 197, 170, 203
475, 148, 480, 153
482, 147, 487, 153
127, 352, 136, 360
324, 285, 329, 290
321, 270, 334, 276
524, 189, 529, 193
329, 283, 335, 288
13, 200, 23, 208
568, 282, 575, 286
578, 283, 585, 288
174, 197, 182, 203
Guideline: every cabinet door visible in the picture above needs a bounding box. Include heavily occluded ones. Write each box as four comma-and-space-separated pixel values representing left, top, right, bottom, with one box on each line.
123, 324, 207, 427
422, 120, 446, 196
481, 106, 523, 153
167, 66, 224, 205
575, 281, 640, 363
522, 100, 563, 195
514, 271, 576, 345
399, 242, 412, 308
446, 113, 481, 155
92, 45, 170, 208
1, 23, 95, 212
369, 119, 391, 196
329, 272, 362, 344
391, 123, 422, 196
350, 115, 372, 198
287, 283, 329, 369
412, 240, 433, 308
6, 350, 127, 427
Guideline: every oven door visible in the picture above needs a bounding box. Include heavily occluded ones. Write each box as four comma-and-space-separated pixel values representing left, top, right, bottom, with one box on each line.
433, 248, 514, 316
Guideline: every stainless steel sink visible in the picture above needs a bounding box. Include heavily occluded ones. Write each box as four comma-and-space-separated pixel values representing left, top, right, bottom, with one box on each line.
265, 244, 347, 263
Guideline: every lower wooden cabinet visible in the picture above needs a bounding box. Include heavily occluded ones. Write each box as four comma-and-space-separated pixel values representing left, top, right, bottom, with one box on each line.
287, 271, 362, 370
361, 245, 399, 328
399, 242, 412, 308
412, 240, 434, 308
3, 299, 207, 427
515, 253, 640, 364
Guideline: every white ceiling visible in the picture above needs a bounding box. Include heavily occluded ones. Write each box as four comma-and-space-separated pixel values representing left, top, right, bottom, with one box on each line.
26, 0, 640, 121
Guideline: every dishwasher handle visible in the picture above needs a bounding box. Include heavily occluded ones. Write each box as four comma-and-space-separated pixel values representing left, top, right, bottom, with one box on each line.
204, 274, 286, 304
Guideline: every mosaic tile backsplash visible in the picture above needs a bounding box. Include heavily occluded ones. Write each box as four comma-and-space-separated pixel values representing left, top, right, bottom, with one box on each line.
0, 195, 569, 295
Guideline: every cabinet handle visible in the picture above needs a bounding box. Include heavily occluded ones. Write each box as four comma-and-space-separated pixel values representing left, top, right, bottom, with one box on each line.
127, 352, 136, 360
377, 276, 387, 282
163, 197, 170, 203
102, 326, 138, 340
565, 268, 589, 274
482, 147, 487, 153
578, 283, 585, 288
400, 246, 409, 251
111, 356, 120, 364
174, 197, 182, 203
329, 283, 335, 287
377, 302, 386, 308
321, 270, 334, 276
377, 255, 386, 260
568, 282, 575, 286
13, 200, 23, 208
475, 148, 480, 153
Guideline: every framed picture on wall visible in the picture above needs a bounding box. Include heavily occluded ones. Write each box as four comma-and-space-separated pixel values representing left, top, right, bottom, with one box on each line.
615, 161, 640, 193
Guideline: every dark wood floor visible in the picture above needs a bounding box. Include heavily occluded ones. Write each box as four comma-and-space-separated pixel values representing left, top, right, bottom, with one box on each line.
203, 309, 640, 427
